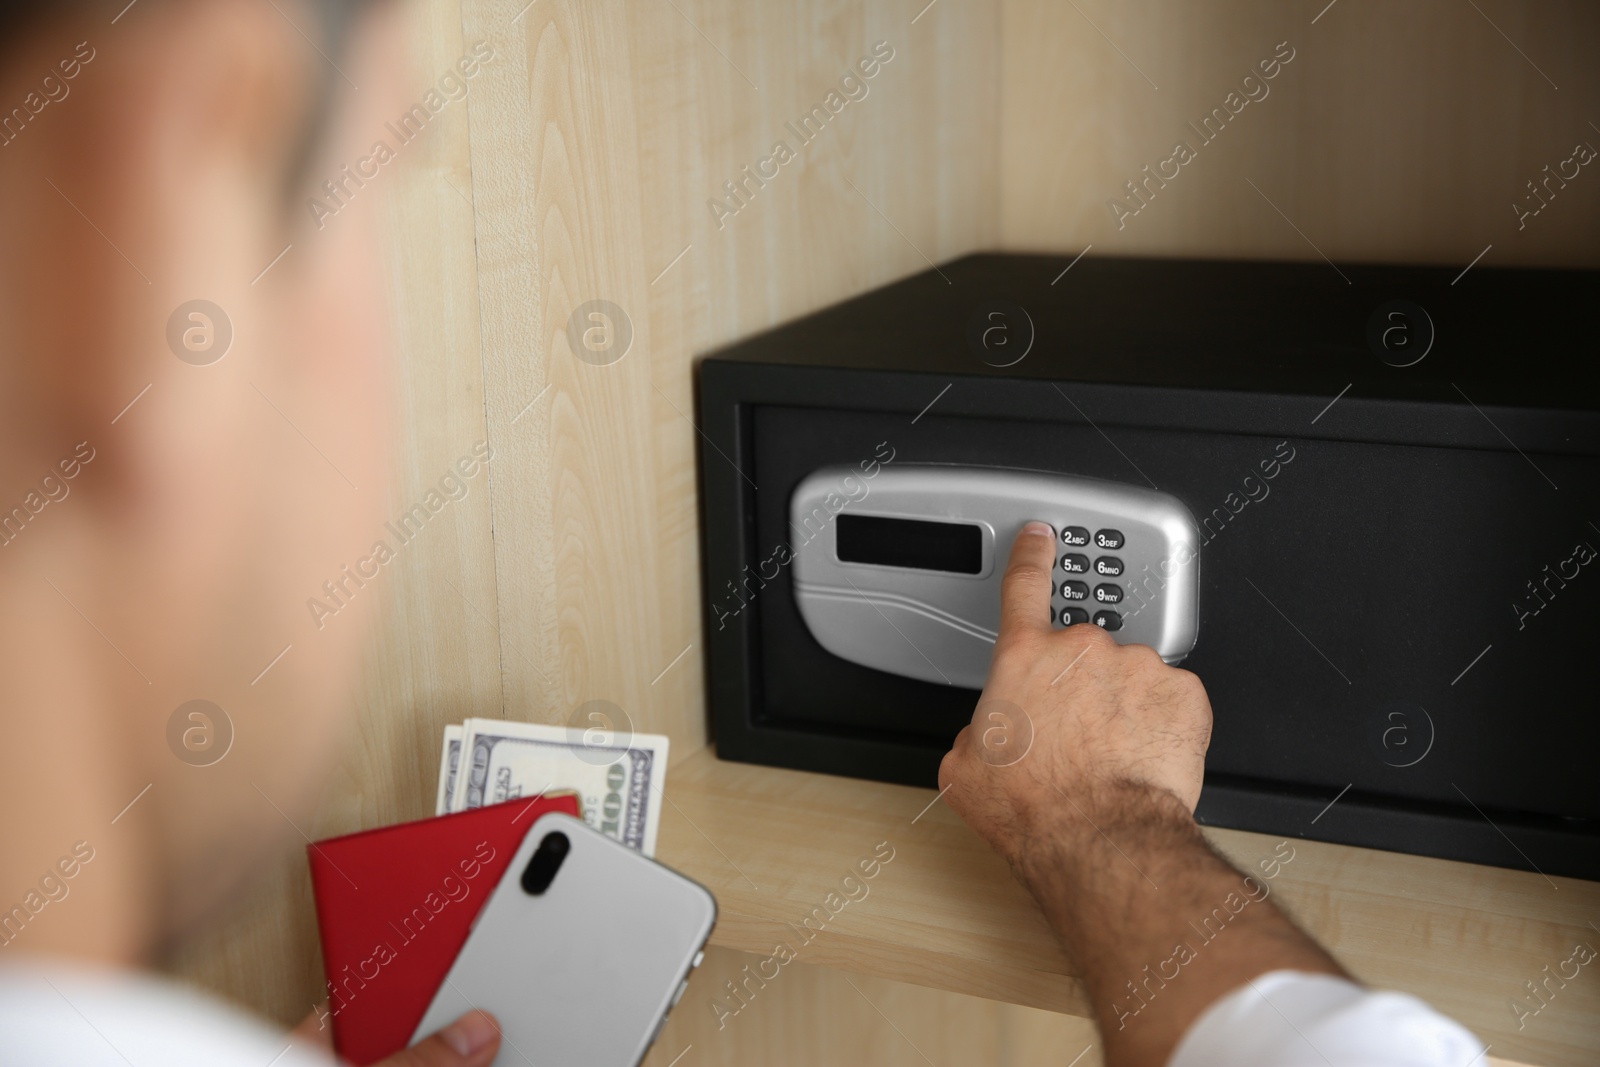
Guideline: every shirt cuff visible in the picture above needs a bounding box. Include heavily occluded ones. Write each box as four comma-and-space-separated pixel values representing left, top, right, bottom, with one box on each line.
1167, 970, 1486, 1067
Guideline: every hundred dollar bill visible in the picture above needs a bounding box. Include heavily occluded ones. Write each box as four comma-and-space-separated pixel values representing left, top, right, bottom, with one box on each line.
434, 724, 464, 816
447, 718, 669, 856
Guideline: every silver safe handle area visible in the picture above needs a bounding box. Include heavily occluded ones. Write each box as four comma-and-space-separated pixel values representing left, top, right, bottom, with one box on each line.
790, 465, 1200, 689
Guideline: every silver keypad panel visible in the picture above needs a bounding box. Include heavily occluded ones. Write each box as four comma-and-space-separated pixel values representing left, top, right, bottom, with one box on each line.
789, 464, 1200, 689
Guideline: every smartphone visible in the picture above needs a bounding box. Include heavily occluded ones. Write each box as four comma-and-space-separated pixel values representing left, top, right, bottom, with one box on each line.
409, 812, 717, 1067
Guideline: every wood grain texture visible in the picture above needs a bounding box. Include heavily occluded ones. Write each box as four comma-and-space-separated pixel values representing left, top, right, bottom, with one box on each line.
455, 0, 999, 754
641, 945, 1104, 1067
655, 747, 1600, 1067
1000, 0, 1600, 267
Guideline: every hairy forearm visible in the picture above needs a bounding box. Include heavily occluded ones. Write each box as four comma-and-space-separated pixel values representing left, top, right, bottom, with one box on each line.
1012, 784, 1347, 1067
943, 531, 1353, 1066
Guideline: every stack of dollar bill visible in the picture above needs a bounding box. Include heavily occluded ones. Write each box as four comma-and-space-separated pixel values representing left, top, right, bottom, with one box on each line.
436, 719, 670, 857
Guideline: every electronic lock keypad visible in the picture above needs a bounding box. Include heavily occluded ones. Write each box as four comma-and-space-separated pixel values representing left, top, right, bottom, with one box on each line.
790, 465, 1200, 688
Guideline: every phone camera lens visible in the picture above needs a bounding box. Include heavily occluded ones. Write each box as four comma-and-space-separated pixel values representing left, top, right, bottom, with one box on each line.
520, 831, 570, 896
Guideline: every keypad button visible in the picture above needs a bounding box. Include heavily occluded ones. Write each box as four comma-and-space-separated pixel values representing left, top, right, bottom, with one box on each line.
1059, 606, 1089, 626
1094, 556, 1124, 577
1094, 583, 1122, 604
1094, 528, 1125, 550
1093, 610, 1123, 631
1060, 553, 1089, 574
1060, 580, 1088, 601
1061, 526, 1090, 547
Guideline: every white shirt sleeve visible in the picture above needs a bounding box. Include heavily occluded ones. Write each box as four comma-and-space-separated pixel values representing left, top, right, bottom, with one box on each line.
1167, 970, 1487, 1067
0, 958, 334, 1067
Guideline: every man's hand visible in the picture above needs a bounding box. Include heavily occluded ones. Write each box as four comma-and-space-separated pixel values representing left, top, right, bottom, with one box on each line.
939, 520, 1212, 870
290, 1007, 500, 1067
939, 522, 1345, 1067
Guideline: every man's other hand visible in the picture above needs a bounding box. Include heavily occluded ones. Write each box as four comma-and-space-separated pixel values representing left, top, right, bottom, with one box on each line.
290, 1007, 501, 1067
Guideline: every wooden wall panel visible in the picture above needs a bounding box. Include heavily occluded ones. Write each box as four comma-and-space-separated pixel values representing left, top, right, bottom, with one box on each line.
458, 0, 1000, 754
1000, 0, 1600, 267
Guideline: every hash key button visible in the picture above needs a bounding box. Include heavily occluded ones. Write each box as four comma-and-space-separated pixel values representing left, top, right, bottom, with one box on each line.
1094, 529, 1124, 550
1094, 584, 1123, 604
1094, 556, 1123, 577
1061, 526, 1090, 547
1094, 610, 1123, 631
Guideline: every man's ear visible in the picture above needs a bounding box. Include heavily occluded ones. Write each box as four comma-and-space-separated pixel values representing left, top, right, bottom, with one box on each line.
0, 0, 314, 466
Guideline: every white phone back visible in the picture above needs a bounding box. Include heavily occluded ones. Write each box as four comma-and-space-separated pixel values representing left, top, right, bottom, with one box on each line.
409, 812, 716, 1067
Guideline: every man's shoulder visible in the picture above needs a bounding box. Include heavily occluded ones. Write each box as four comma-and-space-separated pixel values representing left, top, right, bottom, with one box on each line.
0, 956, 332, 1067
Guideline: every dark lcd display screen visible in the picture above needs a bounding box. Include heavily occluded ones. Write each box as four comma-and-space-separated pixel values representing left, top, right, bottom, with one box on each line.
835, 514, 982, 574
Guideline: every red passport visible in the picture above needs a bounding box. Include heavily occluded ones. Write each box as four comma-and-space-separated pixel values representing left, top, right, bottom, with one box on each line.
307, 794, 580, 1065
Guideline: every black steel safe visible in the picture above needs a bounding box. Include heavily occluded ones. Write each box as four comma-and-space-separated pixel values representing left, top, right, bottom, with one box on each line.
694, 252, 1600, 880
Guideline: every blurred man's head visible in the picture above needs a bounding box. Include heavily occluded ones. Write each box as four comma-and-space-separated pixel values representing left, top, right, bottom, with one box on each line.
0, 0, 404, 961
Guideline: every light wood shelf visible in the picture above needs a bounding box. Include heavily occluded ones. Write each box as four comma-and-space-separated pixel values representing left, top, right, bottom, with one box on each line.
656, 746, 1599, 1067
